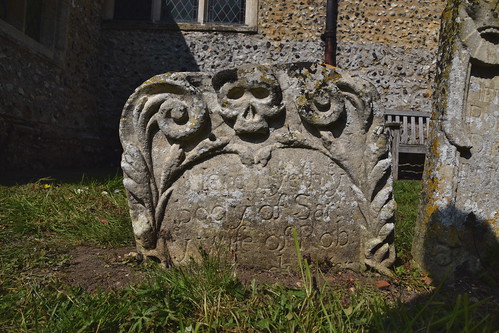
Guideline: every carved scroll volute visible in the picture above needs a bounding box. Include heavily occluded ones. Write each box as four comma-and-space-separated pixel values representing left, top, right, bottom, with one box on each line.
148, 91, 207, 142
120, 77, 210, 258
296, 82, 346, 126
213, 68, 284, 135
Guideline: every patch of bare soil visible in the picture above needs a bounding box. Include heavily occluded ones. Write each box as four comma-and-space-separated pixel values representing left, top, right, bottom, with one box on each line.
54, 246, 147, 292
52, 245, 499, 322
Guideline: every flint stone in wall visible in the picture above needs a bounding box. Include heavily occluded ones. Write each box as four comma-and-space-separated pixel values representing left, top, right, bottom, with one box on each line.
413, 0, 499, 281
120, 62, 395, 274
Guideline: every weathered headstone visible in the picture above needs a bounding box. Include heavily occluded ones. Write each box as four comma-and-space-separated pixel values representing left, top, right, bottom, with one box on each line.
120, 63, 395, 274
413, 0, 499, 281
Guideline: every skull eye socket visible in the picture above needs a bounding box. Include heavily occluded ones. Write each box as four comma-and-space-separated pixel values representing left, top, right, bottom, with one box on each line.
226, 87, 245, 100
251, 87, 271, 99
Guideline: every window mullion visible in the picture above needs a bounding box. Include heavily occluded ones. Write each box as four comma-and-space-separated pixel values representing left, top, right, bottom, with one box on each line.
22, 0, 28, 32
198, 0, 206, 23
102, 0, 115, 20
151, 0, 161, 22
245, 0, 257, 26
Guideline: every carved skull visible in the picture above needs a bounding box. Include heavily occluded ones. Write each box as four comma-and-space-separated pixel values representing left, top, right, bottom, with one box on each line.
215, 69, 283, 135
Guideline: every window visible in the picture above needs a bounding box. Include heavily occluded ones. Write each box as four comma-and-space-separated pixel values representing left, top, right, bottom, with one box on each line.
104, 0, 257, 30
0, 0, 66, 59
206, 0, 246, 24
161, 0, 199, 23
0, 0, 59, 49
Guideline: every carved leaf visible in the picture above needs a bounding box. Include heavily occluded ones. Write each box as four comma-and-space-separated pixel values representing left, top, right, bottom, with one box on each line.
159, 144, 186, 194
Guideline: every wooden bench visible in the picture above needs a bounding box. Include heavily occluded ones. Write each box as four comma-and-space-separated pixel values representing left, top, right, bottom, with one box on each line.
384, 110, 431, 180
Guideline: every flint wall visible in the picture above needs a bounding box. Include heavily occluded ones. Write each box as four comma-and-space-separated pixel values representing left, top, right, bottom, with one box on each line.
1, 0, 446, 172
0, 0, 105, 173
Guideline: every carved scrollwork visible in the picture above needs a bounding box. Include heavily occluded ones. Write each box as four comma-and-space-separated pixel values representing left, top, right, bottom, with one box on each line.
296, 83, 346, 126
147, 93, 208, 141
120, 63, 395, 274
120, 76, 212, 262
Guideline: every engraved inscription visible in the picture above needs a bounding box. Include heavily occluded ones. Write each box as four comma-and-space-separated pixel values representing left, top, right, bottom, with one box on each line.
163, 149, 361, 270
458, 70, 499, 221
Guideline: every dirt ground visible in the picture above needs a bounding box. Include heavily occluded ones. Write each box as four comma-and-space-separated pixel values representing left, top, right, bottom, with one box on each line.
52, 245, 499, 318
53, 246, 146, 292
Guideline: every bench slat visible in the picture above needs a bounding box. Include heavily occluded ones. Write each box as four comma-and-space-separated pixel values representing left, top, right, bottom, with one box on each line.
418, 116, 424, 144
410, 117, 416, 144
383, 110, 431, 179
402, 116, 408, 143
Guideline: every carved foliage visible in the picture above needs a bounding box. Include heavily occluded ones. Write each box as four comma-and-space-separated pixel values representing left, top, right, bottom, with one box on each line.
120, 77, 211, 253
120, 63, 395, 273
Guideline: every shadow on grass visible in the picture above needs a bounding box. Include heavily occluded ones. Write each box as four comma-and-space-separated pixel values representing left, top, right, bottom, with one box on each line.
0, 167, 123, 186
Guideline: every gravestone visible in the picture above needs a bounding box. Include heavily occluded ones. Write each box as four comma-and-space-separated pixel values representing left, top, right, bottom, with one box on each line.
413, 0, 499, 281
120, 62, 395, 274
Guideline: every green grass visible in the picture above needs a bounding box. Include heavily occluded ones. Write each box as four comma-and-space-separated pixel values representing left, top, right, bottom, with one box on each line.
0, 178, 496, 332
393, 180, 422, 263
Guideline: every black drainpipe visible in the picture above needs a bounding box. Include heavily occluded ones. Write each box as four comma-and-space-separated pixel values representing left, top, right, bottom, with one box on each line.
322, 0, 338, 66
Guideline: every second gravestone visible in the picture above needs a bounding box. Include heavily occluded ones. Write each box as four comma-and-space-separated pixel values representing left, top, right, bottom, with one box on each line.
413, 0, 498, 281
120, 63, 395, 274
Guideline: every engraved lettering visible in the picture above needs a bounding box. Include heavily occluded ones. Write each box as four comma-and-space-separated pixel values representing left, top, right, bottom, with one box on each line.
313, 204, 324, 220
234, 176, 245, 189
338, 230, 349, 246
265, 235, 281, 251
162, 150, 363, 270
320, 233, 334, 248
258, 205, 274, 220
287, 174, 301, 189
176, 209, 191, 224
337, 220, 349, 246
195, 207, 209, 221
294, 194, 311, 219
211, 205, 226, 221
300, 224, 313, 238
205, 174, 222, 190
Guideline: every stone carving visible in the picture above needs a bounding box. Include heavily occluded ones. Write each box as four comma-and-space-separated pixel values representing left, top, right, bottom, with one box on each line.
413, 0, 499, 281
214, 66, 284, 135
120, 63, 395, 274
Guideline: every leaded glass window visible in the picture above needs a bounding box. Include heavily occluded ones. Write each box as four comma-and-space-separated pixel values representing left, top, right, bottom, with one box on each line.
104, 0, 256, 28
207, 0, 245, 24
162, 0, 198, 23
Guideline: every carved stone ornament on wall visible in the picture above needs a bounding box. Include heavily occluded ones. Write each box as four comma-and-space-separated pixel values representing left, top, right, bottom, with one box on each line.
413, 0, 499, 282
120, 63, 395, 274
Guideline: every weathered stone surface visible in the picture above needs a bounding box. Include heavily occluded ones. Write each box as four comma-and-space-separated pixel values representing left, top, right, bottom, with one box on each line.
120, 63, 395, 274
413, 0, 499, 281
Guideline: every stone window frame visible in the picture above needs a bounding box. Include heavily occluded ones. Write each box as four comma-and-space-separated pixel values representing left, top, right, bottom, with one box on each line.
102, 0, 258, 33
0, 0, 68, 61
